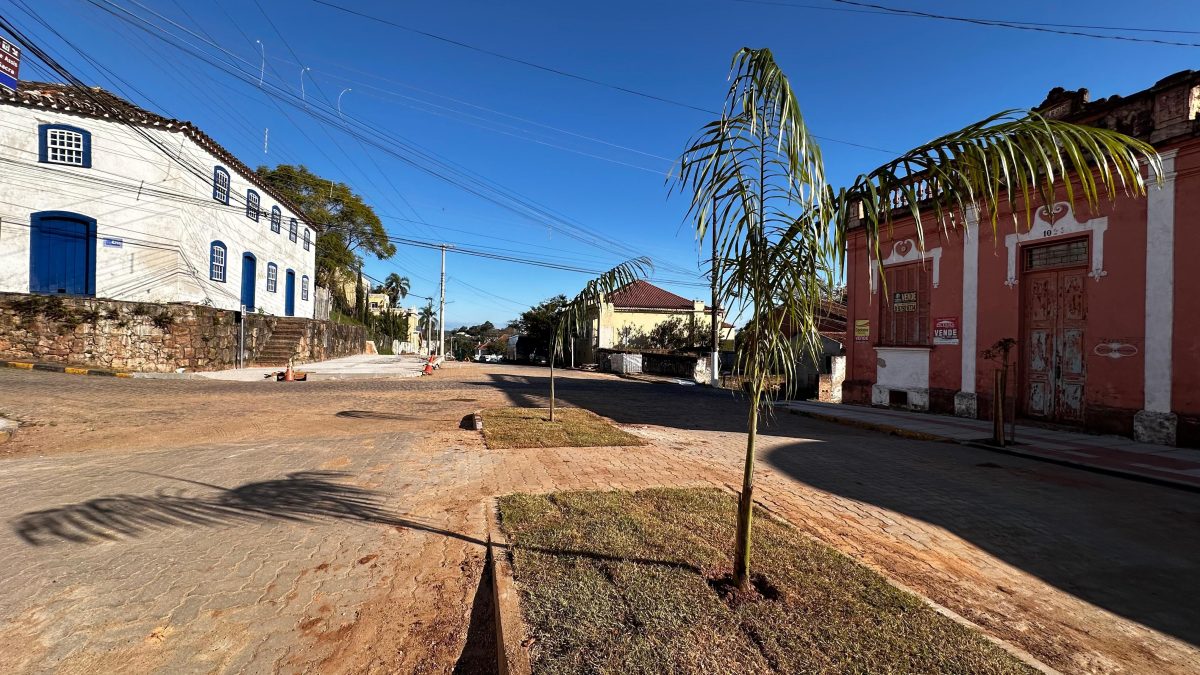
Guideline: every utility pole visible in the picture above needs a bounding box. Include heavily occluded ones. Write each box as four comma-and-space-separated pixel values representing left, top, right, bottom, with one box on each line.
710, 200, 721, 388
438, 244, 449, 358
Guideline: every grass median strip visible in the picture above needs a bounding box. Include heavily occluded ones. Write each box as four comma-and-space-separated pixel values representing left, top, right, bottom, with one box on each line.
480, 407, 644, 449
497, 488, 1033, 674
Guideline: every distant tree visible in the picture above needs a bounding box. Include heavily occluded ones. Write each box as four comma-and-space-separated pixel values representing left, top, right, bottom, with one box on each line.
384, 273, 411, 306
255, 165, 396, 303
417, 302, 437, 346
648, 316, 692, 351
511, 295, 570, 358
615, 325, 650, 350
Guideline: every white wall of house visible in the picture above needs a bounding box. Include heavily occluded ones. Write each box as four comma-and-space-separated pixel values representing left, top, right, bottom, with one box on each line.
0, 103, 316, 317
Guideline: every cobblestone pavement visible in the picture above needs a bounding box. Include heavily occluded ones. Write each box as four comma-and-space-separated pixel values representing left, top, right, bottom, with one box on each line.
0, 364, 1197, 673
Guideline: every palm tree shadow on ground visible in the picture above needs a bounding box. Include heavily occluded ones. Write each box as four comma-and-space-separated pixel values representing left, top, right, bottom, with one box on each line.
10, 471, 486, 547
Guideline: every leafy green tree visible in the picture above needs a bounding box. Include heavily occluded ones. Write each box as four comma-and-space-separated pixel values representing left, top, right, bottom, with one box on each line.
676, 47, 1157, 592
511, 295, 570, 359
255, 165, 397, 299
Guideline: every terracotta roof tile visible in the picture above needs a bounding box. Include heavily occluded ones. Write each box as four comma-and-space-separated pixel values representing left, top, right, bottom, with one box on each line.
3, 81, 316, 229
608, 280, 696, 310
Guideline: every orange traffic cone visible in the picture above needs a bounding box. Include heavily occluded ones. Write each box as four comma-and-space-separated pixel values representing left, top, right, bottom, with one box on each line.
284, 361, 295, 382
423, 355, 434, 376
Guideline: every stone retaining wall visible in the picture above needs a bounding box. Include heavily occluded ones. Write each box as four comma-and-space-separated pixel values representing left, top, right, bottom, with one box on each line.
0, 293, 364, 372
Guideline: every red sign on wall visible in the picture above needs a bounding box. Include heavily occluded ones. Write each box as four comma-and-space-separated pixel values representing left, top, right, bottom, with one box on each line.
933, 317, 959, 345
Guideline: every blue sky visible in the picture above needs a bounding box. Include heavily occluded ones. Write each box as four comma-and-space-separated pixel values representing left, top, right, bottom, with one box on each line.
12, 0, 1199, 327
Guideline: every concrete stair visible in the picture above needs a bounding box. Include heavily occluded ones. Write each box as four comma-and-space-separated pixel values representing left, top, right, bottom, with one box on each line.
251, 318, 308, 367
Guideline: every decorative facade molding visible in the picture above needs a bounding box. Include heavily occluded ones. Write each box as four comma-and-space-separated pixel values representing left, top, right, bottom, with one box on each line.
869, 239, 942, 294
1004, 202, 1108, 287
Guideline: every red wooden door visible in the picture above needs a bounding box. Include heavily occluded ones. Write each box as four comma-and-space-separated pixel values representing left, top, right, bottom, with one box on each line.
1021, 260, 1087, 424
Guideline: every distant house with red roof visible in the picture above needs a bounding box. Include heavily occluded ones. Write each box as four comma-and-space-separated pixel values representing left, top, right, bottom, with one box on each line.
577, 280, 735, 362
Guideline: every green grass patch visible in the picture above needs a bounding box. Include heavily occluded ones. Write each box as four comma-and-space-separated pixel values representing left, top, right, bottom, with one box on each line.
498, 488, 1033, 674
480, 407, 645, 449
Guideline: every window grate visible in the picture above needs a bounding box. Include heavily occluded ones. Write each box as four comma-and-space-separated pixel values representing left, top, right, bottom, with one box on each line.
1025, 239, 1087, 271
47, 129, 85, 165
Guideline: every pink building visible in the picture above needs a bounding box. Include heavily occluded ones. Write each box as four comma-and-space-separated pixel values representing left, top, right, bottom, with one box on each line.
842, 70, 1200, 447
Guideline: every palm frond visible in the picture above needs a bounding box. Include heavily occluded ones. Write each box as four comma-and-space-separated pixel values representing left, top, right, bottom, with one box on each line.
842, 110, 1161, 270
554, 257, 653, 347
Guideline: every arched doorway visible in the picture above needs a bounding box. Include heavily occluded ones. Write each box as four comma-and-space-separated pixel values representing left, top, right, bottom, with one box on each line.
30, 211, 96, 296
284, 269, 296, 317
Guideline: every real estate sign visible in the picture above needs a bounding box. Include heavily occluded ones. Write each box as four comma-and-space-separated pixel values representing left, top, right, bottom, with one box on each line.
933, 317, 959, 345
854, 319, 870, 342
0, 37, 19, 93
892, 291, 918, 313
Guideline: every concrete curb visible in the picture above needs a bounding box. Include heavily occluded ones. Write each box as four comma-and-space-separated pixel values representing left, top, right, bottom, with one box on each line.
784, 406, 950, 443
784, 406, 1200, 493
739, 487, 1063, 675
487, 497, 532, 675
461, 411, 484, 431
0, 359, 134, 378
0, 416, 16, 444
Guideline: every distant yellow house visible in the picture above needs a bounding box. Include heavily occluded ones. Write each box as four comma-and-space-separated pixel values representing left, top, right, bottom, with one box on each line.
578, 280, 734, 362
367, 292, 391, 316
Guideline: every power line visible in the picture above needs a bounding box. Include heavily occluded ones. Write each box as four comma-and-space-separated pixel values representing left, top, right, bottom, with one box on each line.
87, 0, 702, 278
826, 0, 1200, 48
307, 0, 898, 154
737, 0, 1200, 35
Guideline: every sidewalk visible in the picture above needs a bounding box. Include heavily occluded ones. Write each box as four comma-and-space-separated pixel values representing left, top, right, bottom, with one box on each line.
779, 400, 1200, 491
197, 353, 427, 381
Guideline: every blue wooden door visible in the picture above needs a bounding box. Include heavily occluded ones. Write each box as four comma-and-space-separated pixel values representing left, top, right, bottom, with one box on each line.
284, 269, 295, 317
240, 253, 257, 312
30, 212, 96, 295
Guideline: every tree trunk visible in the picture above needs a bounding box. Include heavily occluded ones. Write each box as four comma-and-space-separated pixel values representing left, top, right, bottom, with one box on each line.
733, 386, 761, 590
549, 342, 557, 422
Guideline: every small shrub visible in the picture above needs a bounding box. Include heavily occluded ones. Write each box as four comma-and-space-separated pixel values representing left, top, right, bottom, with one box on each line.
104, 308, 122, 321
132, 304, 154, 317
78, 308, 102, 324
151, 312, 174, 330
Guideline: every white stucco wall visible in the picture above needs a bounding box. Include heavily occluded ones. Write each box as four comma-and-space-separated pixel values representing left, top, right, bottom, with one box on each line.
0, 103, 316, 317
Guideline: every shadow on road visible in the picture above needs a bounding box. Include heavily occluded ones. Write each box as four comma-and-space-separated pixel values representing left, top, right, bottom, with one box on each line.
11, 471, 487, 547
335, 410, 420, 421
759, 432, 1200, 648
452, 549, 498, 675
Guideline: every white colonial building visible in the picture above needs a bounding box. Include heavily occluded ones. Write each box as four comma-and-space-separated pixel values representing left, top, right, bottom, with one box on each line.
0, 82, 316, 317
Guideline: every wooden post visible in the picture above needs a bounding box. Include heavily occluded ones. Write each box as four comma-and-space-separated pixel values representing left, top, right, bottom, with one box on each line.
993, 369, 1006, 446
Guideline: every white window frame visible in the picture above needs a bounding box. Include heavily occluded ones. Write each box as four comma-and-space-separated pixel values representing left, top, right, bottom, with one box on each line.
246, 190, 260, 221
210, 242, 227, 282
302, 275, 309, 300
213, 166, 230, 204
267, 263, 278, 293
46, 128, 86, 166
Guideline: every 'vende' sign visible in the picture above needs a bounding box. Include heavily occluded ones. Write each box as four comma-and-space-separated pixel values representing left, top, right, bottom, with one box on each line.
0, 37, 20, 93
892, 291, 918, 313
